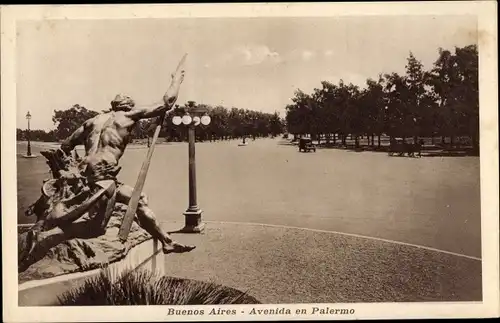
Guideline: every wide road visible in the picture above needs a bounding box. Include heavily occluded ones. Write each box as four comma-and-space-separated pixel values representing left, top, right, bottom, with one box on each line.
16, 138, 481, 258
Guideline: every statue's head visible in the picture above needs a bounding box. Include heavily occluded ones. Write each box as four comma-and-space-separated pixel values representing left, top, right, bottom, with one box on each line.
110, 94, 135, 112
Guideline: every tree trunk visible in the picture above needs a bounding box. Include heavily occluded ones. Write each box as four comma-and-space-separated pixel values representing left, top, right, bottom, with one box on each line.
333, 133, 336, 144
413, 135, 418, 145
441, 136, 446, 145
377, 134, 381, 148
354, 135, 360, 148
342, 135, 346, 146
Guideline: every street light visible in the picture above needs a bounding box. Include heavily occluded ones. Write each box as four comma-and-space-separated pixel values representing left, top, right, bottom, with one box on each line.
23, 111, 36, 158
200, 115, 211, 126
172, 106, 211, 233
182, 114, 193, 125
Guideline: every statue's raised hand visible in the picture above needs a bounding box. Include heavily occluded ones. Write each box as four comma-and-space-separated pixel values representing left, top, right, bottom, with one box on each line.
172, 69, 185, 85
163, 69, 185, 107
163, 54, 187, 107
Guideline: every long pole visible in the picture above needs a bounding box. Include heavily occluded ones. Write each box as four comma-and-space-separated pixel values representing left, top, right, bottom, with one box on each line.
118, 54, 187, 242
118, 114, 166, 242
27, 118, 32, 157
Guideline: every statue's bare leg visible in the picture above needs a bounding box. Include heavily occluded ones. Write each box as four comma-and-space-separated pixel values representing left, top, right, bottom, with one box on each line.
19, 217, 103, 272
116, 184, 195, 254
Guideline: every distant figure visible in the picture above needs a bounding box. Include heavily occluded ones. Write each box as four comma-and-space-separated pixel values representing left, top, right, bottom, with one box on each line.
403, 139, 423, 158
417, 139, 425, 157
389, 137, 404, 157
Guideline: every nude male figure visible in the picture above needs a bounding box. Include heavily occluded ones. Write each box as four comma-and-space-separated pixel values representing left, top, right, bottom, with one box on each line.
55, 69, 194, 254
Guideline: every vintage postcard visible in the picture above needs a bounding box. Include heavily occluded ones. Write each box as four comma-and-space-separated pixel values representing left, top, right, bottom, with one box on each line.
1, 2, 498, 321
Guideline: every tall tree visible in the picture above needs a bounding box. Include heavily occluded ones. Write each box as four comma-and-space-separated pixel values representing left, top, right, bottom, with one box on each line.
52, 104, 99, 140
405, 52, 427, 143
427, 45, 478, 149
383, 72, 410, 139
269, 111, 284, 137
360, 75, 386, 147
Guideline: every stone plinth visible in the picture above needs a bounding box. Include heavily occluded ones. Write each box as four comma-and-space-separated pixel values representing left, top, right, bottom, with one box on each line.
18, 203, 152, 284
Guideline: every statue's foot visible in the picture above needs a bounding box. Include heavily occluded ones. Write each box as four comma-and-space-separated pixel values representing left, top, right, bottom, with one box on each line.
162, 242, 196, 254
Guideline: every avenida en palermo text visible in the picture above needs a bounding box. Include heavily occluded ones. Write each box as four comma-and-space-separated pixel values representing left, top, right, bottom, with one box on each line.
166, 306, 355, 316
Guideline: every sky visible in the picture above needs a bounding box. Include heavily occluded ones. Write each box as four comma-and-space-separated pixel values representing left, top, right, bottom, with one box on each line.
16, 15, 477, 130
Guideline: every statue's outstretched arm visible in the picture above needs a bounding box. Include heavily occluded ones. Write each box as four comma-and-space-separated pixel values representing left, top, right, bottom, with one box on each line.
125, 68, 185, 120
126, 102, 173, 120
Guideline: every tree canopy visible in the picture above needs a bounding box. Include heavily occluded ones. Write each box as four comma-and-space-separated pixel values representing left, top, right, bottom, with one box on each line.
284, 45, 479, 150
52, 104, 99, 140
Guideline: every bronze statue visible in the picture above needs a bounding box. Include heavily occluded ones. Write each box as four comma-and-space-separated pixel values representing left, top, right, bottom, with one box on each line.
19, 59, 195, 272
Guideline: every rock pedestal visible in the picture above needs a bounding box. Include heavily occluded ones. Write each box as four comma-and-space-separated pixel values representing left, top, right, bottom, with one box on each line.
18, 203, 151, 284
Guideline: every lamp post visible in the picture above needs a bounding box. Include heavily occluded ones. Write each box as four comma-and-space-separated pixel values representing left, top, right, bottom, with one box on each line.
25, 111, 34, 158
172, 106, 211, 233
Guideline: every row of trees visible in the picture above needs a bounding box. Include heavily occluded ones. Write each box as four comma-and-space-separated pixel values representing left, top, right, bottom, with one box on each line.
17, 104, 99, 142
137, 101, 284, 142
17, 128, 58, 142
17, 102, 285, 143
285, 45, 479, 151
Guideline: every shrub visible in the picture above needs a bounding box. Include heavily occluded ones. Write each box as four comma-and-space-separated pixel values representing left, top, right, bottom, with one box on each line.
58, 267, 260, 305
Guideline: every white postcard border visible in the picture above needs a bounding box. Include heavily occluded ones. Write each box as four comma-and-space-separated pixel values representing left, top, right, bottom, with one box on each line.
1, 2, 498, 321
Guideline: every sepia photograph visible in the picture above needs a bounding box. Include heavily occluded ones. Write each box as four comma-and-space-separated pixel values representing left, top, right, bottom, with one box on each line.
1, 2, 498, 321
